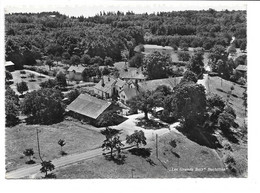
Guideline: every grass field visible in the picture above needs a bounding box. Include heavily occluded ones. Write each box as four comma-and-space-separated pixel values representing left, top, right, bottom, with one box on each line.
206, 76, 246, 124
55, 130, 232, 178
5, 120, 105, 172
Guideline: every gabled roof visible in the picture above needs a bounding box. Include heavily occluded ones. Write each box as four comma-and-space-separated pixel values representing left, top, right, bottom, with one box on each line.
67, 94, 111, 119
5, 61, 15, 67
138, 77, 182, 92
121, 87, 139, 100
236, 65, 247, 72
67, 65, 85, 73
115, 78, 126, 88
94, 76, 117, 93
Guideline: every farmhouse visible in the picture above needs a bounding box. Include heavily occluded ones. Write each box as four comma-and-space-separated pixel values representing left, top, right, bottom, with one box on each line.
67, 94, 112, 124
67, 65, 85, 81
93, 76, 117, 99
5, 61, 15, 72
119, 86, 139, 104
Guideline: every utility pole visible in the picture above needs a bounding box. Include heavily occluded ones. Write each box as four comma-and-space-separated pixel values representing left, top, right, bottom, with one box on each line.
36, 128, 43, 162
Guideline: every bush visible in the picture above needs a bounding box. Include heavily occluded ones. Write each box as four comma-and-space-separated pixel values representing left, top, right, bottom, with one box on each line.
20, 70, 26, 74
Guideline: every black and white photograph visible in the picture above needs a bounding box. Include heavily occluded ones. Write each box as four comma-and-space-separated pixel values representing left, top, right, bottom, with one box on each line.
2, 0, 250, 180
1, 1, 259, 191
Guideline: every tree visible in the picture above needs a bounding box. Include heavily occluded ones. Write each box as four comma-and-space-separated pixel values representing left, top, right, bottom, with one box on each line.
170, 82, 206, 128
102, 135, 124, 158
121, 49, 129, 65
178, 51, 190, 62
28, 73, 35, 80
70, 55, 81, 66
144, 51, 170, 80
242, 88, 247, 115
5, 71, 13, 82
128, 90, 156, 120
23, 148, 34, 163
181, 70, 198, 83
104, 56, 113, 66
45, 58, 54, 70
96, 110, 121, 127
208, 45, 228, 72
40, 160, 55, 178
67, 89, 80, 104
81, 54, 91, 65
126, 130, 147, 148
240, 42, 246, 51
187, 51, 204, 78
129, 53, 144, 68
40, 79, 57, 88
56, 71, 67, 87
5, 86, 19, 126
58, 139, 66, 154
16, 81, 28, 95
21, 88, 65, 124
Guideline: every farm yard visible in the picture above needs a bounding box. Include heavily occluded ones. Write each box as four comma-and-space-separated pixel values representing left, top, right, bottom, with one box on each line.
9, 70, 52, 95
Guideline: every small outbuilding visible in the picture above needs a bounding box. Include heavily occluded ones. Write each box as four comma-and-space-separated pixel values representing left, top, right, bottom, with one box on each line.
5, 61, 15, 72
67, 65, 85, 81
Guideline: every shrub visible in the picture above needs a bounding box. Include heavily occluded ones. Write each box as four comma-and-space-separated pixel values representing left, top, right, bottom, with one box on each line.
20, 70, 26, 74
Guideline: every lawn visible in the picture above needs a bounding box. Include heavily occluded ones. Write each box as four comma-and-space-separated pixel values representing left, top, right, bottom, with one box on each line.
10, 70, 52, 95
55, 130, 232, 178
206, 75, 246, 124
5, 120, 105, 172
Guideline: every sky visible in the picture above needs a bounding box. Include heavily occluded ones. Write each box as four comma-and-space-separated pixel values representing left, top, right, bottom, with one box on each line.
4, 0, 247, 17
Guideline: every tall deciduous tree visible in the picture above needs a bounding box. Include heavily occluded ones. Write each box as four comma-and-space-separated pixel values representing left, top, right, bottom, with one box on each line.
126, 130, 147, 148
21, 88, 65, 124
187, 51, 204, 78
170, 82, 207, 128
16, 81, 28, 95
40, 160, 55, 178
102, 135, 124, 158
128, 90, 156, 120
144, 51, 170, 80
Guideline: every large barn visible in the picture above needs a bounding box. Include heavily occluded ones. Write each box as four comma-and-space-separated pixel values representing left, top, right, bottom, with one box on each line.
66, 94, 112, 124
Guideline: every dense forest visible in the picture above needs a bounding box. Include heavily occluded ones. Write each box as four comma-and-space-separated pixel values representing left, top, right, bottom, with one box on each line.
5, 9, 246, 69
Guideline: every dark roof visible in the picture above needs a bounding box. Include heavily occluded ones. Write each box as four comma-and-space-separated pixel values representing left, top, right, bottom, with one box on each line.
67, 94, 111, 119
94, 76, 116, 93
236, 65, 247, 72
138, 77, 182, 92
67, 65, 85, 73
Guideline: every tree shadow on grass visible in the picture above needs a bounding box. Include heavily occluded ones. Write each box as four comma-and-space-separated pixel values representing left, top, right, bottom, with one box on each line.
176, 126, 222, 149
136, 118, 168, 130
104, 154, 127, 165
25, 116, 64, 125
25, 160, 36, 164
128, 148, 152, 158
42, 173, 56, 179
222, 129, 239, 144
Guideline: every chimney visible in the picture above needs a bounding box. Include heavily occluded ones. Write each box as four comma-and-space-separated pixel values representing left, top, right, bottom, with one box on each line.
101, 77, 105, 87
